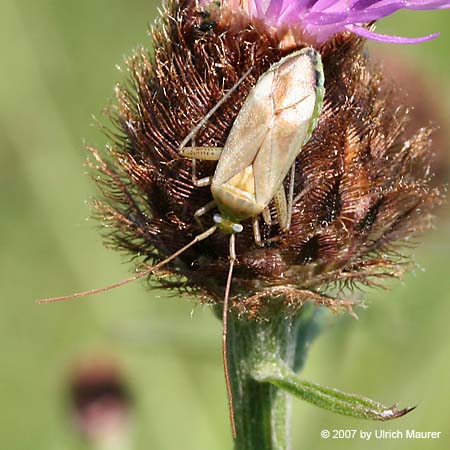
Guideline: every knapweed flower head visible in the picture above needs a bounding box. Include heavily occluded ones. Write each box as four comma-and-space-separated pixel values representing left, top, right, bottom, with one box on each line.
90, 0, 444, 317
206, 0, 450, 45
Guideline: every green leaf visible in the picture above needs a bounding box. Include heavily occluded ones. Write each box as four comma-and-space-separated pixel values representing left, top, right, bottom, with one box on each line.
251, 361, 415, 421
293, 304, 330, 372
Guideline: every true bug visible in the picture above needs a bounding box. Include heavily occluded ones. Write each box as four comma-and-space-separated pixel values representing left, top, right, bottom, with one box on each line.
38, 47, 325, 437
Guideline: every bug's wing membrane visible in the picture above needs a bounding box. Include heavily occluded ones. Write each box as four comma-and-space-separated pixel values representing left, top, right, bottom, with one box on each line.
254, 52, 318, 207
212, 72, 274, 187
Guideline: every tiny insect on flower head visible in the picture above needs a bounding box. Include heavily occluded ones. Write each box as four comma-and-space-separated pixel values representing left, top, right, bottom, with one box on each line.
202, 0, 450, 45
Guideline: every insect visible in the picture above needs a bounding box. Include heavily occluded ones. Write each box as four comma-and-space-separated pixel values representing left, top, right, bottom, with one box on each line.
38, 47, 325, 438
196, 10, 217, 32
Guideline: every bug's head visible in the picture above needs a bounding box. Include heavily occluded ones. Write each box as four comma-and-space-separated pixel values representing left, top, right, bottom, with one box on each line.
213, 214, 243, 235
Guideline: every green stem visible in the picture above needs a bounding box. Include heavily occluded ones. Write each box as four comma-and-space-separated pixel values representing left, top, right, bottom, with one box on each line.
220, 303, 414, 449
226, 310, 305, 450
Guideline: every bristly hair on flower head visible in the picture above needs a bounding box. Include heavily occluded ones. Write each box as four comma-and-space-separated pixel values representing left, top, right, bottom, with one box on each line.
207, 0, 450, 44
38, 0, 447, 318
37, 0, 439, 318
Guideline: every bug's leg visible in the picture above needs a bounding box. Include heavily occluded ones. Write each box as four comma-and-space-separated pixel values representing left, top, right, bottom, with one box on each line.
274, 184, 289, 231
285, 163, 296, 231
293, 182, 313, 205
252, 216, 263, 246
180, 146, 223, 161
192, 173, 213, 188
252, 208, 273, 247
222, 233, 237, 438
262, 206, 272, 226
177, 66, 253, 153
177, 66, 251, 192
194, 200, 216, 228
181, 146, 224, 187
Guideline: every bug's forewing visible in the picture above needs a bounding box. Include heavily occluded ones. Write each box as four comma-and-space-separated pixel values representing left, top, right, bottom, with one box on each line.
253, 52, 318, 207
212, 71, 274, 187
213, 50, 319, 209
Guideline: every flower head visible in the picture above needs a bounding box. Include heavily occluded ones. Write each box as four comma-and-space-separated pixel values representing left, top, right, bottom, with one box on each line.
203, 0, 450, 44
68, 357, 133, 448
88, 0, 443, 317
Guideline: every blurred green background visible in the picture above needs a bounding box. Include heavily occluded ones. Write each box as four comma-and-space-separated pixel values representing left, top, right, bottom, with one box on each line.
0, 1, 449, 449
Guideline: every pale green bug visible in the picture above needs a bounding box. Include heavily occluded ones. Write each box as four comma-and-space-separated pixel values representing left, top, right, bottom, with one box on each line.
180, 47, 325, 242
38, 47, 325, 437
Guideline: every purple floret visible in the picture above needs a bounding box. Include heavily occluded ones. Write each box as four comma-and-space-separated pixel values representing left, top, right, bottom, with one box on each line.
212, 0, 450, 43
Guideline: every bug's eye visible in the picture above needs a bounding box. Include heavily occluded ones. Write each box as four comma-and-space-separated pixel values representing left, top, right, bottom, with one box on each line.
213, 214, 223, 224
232, 223, 243, 233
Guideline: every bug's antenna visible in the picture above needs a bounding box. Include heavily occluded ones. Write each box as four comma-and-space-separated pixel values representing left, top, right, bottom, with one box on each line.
223, 233, 237, 438
37, 225, 218, 304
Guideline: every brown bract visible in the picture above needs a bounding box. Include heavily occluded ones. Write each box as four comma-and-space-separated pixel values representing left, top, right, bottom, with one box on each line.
90, 0, 443, 317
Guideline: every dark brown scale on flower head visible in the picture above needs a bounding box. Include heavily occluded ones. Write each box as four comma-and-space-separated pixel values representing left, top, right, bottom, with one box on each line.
91, 0, 443, 317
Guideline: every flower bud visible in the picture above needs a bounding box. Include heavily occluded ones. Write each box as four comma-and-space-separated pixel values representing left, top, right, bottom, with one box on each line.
91, 0, 444, 317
